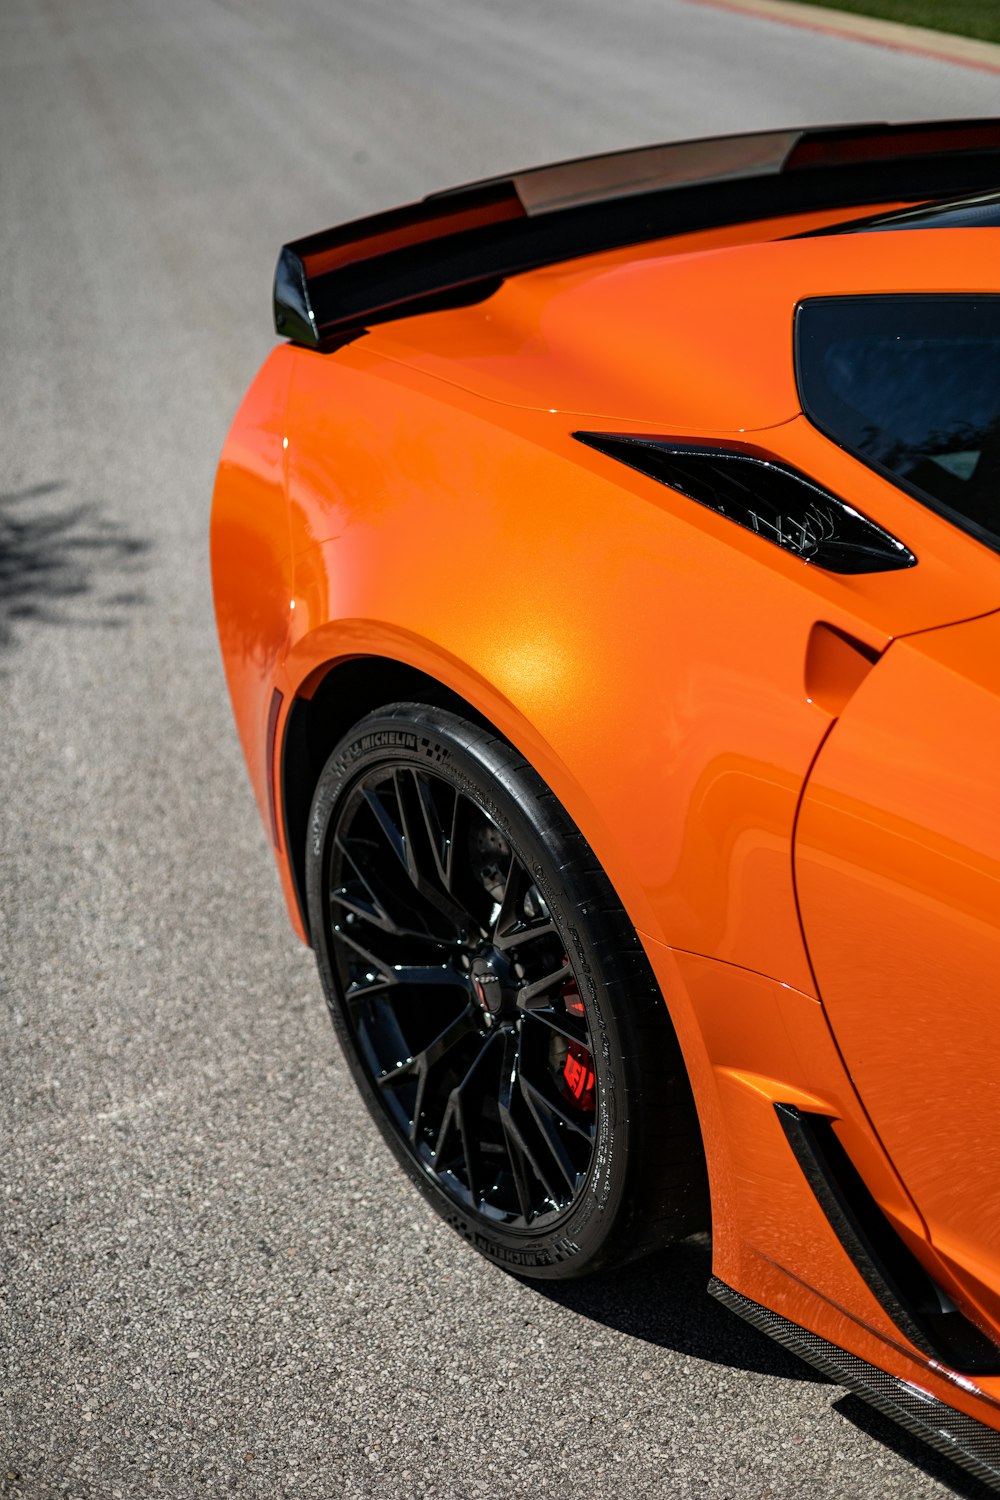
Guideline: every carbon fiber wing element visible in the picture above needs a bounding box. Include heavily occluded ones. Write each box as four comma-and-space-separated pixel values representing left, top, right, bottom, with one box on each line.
274, 119, 1000, 346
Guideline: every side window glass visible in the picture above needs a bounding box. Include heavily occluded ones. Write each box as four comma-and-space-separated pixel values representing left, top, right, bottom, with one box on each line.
796, 295, 1000, 553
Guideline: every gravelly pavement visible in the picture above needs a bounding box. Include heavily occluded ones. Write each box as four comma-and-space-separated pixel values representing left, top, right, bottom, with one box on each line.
3, 2, 999, 1497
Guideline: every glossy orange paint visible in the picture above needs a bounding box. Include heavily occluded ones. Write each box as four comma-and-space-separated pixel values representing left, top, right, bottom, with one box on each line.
366, 227, 1000, 427
642, 941, 1000, 1430
283, 345, 872, 993
211, 346, 295, 834
212, 193, 1000, 1438
797, 609, 1000, 1342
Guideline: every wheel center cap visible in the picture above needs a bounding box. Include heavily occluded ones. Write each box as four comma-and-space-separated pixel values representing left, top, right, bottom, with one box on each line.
470, 948, 517, 1021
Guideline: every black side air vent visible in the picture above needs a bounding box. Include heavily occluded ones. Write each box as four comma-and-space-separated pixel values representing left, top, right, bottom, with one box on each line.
775, 1104, 1000, 1374
574, 434, 915, 574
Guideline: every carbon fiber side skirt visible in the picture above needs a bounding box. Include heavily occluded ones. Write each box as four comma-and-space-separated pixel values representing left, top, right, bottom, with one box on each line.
709, 1277, 1000, 1492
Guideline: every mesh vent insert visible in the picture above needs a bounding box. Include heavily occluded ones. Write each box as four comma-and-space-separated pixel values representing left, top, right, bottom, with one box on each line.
574, 433, 915, 575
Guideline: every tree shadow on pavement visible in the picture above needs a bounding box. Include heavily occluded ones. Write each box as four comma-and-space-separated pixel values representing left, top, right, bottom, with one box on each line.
0, 481, 150, 648
532, 1234, 987, 1498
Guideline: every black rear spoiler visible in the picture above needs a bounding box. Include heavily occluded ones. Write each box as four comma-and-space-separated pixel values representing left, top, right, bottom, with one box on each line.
274, 118, 1000, 347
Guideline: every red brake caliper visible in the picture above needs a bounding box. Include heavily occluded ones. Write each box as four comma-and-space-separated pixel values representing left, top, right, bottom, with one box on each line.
560, 979, 596, 1112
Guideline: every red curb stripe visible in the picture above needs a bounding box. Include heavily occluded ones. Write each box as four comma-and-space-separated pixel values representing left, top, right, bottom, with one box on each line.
680, 0, 1000, 77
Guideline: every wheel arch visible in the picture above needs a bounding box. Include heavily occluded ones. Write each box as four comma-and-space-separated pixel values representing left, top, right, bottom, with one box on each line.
278, 636, 662, 957
282, 654, 523, 944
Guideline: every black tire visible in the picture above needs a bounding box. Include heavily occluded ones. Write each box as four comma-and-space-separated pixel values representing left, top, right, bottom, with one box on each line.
305, 702, 708, 1279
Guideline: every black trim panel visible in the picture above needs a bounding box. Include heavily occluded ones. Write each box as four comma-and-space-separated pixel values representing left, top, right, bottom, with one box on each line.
799, 186, 1000, 236
710, 1277, 1000, 1493
280, 695, 312, 940
775, 1104, 1000, 1373
265, 687, 284, 850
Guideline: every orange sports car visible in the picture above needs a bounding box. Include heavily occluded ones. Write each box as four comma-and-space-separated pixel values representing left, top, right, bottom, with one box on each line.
212, 120, 1000, 1488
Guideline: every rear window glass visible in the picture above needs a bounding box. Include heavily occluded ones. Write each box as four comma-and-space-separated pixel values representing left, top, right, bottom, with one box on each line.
795, 295, 1000, 553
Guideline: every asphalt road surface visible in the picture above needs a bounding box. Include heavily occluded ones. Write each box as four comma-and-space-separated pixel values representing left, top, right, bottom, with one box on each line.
3, 2, 999, 1497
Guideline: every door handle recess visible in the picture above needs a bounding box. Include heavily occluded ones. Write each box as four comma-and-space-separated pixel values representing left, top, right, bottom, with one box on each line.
805, 621, 882, 718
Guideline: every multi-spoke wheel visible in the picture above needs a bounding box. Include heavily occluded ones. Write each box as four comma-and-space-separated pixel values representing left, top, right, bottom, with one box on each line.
306, 702, 708, 1277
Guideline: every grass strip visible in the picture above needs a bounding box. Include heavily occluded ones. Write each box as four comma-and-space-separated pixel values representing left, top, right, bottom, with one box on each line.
792, 0, 1000, 46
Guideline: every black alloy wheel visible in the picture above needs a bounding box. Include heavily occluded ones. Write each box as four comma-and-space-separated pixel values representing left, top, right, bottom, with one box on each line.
306, 702, 708, 1278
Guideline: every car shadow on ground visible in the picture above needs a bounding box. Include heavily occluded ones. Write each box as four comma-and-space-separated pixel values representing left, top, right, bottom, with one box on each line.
0, 481, 150, 650
834, 1395, 996, 1500
532, 1234, 992, 1499
529, 1234, 824, 1382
